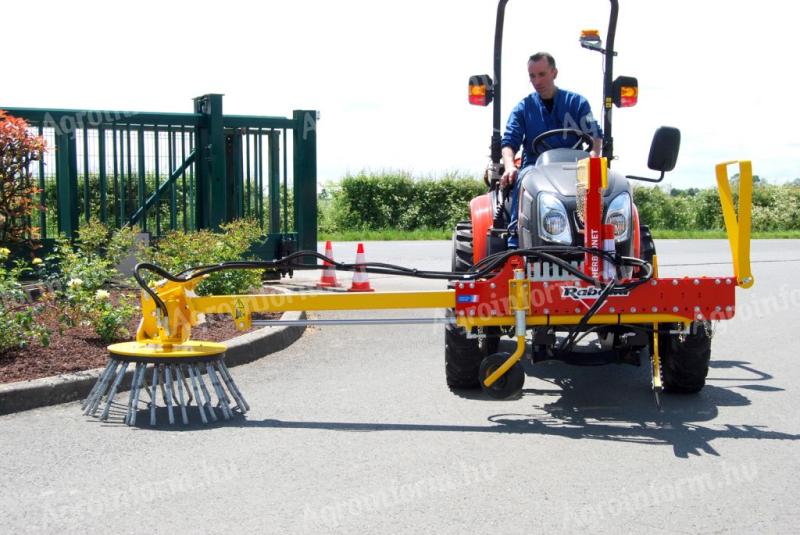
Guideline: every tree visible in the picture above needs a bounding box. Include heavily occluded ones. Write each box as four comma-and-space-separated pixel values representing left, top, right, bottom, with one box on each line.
0, 110, 46, 245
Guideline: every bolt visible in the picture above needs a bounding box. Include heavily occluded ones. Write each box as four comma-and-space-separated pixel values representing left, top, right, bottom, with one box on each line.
609, 306, 616, 313
672, 306, 679, 313
469, 283, 475, 289
491, 310, 496, 316
458, 283, 464, 289
696, 313, 704, 320
743, 277, 753, 284
459, 310, 465, 316
672, 280, 679, 286
715, 278, 721, 285
715, 305, 722, 312
631, 307, 637, 313
575, 307, 581, 314
725, 305, 733, 312
651, 279, 657, 286
693, 279, 700, 286
543, 282, 549, 288
726, 279, 732, 285
652, 306, 658, 313
543, 308, 550, 315
490, 282, 496, 289
694, 306, 701, 312
469, 310, 475, 316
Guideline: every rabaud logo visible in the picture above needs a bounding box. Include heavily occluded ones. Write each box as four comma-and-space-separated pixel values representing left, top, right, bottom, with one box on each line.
561, 286, 630, 300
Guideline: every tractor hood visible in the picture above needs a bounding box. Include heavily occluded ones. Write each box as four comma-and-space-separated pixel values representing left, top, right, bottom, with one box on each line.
531, 149, 626, 197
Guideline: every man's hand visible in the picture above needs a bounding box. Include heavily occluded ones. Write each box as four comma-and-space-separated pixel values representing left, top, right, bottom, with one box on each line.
500, 146, 518, 189
500, 167, 518, 189
590, 137, 602, 158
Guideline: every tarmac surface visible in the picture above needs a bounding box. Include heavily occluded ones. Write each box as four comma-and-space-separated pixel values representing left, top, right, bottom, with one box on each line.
1, 240, 799, 534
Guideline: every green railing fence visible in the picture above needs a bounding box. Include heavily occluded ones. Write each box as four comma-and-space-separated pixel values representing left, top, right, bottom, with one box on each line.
1, 94, 317, 261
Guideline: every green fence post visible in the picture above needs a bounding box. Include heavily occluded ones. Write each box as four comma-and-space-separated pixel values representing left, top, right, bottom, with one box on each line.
226, 129, 244, 220
192, 94, 227, 230
55, 132, 79, 237
268, 130, 281, 234
292, 110, 318, 260
98, 127, 107, 224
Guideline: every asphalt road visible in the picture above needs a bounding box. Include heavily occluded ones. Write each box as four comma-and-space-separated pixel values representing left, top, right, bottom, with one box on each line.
2, 240, 799, 534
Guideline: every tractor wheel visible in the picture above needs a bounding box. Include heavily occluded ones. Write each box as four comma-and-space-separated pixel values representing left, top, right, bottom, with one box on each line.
450, 220, 501, 358
445, 309, 482, 388
658, 321, 712, 393
452, 220, 473, 273
640, 224, 656, 264
479, 353, 525, 400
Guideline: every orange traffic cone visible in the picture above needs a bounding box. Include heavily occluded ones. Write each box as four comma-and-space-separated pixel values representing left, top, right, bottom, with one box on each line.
316, 240, 341, 288
348, 242, 374, 292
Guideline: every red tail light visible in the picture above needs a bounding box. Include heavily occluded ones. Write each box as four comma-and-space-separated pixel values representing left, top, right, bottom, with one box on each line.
468, 75, 493, 106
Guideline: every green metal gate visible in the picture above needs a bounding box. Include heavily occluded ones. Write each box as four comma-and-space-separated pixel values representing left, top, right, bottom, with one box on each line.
2, 94, 317, 260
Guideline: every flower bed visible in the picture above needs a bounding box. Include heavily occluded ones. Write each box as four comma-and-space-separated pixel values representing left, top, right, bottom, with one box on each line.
0, 287, 280, 384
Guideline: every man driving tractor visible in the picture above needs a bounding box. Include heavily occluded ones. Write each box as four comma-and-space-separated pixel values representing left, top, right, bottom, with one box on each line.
500, 52, 603, 248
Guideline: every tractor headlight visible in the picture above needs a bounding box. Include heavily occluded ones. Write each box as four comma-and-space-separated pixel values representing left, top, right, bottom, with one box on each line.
605, 192, 631, 243
538, 192, 572, 244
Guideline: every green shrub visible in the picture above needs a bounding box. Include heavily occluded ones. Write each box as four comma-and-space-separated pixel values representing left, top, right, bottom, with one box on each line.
0, 248, 50, 351
143, 218, 263, 295
90, 290, 136, 342
324, 171, 485, 232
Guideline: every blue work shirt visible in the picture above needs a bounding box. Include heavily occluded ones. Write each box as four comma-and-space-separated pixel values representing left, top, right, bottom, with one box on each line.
501, 88, 602, 168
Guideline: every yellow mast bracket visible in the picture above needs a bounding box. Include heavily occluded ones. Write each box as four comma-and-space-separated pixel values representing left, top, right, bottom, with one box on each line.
716, 160, 754, 289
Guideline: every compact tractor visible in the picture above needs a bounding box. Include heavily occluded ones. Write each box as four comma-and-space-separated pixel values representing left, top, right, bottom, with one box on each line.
447, 0, 753, 400
83, 0, 753, 426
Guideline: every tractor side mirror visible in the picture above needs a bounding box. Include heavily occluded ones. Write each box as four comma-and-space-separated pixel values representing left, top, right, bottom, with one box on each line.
648, 126, 681, 172
468, 75, 494, 106
626, 126, 681, 183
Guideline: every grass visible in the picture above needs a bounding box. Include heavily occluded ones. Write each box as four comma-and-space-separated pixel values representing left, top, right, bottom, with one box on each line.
321, 227, 800, 241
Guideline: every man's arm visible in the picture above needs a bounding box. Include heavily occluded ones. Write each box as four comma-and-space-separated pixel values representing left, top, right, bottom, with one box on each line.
500, 146, 518, 188
500, 101, 526, 188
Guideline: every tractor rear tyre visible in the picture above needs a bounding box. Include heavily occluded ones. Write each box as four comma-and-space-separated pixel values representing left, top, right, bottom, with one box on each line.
640, 224, 656, 264
479, 353, 525, 400
659, 321, 712, 393
452, 220, 473, 273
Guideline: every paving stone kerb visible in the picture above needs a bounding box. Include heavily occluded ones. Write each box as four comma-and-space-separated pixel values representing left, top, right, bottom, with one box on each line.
0, 309, 306, 416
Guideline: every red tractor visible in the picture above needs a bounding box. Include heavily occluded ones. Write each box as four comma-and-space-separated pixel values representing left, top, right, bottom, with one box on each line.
446, 0, 713, 399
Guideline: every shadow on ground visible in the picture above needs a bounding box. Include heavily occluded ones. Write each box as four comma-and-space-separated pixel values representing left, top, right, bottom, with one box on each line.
94, 343, 795, 458
239, 355, 794, 458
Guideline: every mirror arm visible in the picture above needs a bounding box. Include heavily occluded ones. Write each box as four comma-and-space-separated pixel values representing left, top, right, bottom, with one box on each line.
625, 171, 665, 183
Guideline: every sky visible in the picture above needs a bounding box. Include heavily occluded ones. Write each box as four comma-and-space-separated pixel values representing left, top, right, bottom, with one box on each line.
3, 0, 798, 189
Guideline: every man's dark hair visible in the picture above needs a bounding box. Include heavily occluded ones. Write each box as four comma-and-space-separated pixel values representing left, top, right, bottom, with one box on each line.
528, 52, 556, 69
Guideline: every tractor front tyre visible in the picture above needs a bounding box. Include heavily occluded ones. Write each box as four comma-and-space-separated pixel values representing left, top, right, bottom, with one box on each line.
659, 321, 712, 393
450, 220, 501, 356
479, 353, 525, 400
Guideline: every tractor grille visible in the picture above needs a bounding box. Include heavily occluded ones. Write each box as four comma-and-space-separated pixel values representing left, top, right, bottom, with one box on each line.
528, 260, 584, 281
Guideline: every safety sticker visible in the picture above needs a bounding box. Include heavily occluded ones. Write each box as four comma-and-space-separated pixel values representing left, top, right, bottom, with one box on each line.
457, 295, 479, 303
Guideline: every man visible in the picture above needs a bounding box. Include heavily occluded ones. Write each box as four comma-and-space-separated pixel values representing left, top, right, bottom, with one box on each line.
500, 52, 602, 248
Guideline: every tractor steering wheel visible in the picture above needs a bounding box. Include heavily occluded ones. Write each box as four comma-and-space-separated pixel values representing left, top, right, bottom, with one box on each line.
532, 128, 595, 155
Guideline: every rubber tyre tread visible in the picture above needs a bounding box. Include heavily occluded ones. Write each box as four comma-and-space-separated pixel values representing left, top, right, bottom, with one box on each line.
640, 224, 656, 264
445, 309, 483, 388
659, 321, 712, 393
452, 221, 473, 273
479, 353, 525, 400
